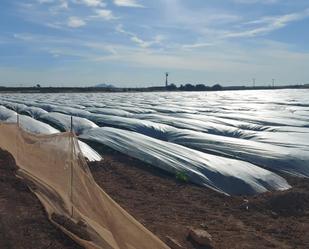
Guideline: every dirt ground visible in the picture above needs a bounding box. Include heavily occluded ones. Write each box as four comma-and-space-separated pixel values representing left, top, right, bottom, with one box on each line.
1, 147, 309, 249
89, 150, 309, 249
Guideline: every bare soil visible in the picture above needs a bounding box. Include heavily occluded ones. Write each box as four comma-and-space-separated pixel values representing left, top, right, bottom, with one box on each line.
89, 150, 309, 249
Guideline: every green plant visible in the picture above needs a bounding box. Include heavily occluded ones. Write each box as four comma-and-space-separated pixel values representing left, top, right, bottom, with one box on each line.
176, 171, 189, 183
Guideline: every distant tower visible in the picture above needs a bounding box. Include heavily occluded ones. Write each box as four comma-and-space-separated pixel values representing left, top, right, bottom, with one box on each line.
165, 72, 169, 88
272, 78, 275, 88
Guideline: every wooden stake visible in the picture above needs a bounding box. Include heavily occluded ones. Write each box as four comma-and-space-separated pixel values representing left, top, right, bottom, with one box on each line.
70, 116, 74, 218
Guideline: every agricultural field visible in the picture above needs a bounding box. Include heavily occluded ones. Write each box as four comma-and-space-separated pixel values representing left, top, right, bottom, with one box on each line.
1, 89, 309, 196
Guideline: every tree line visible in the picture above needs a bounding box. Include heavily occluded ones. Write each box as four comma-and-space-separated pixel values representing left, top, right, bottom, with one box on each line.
166, 83, 223, 91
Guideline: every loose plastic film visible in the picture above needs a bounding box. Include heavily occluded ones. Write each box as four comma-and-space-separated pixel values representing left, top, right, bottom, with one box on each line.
0, 123, 170, 249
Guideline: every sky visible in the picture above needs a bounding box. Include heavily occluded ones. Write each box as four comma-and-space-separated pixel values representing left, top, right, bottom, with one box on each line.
0, 0, 309, 87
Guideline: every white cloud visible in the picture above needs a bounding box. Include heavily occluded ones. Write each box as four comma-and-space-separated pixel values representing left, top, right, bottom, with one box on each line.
158, 0, 309, 44
73, 0, 106, 7
113, 0, 143, 8
94, 9, 116, 20
48, 0, 69, 14
130, 35, 163, 48
159, 0, 241, 36
67, 16, 86, 28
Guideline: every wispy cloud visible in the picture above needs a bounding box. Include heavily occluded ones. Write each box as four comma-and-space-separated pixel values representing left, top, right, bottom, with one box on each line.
224, 8, 309, 38
67, 16, 86, 28
113, 0, 143, 8
72, 0, 106, 7
182, 43, 214, 50
94, 9, 117, 20
130, 35, 163, 48
48, 0, 69, 14
116, 24, 163, 48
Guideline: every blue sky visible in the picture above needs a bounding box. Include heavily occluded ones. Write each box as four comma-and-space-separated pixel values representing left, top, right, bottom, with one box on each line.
0, 0, 309, 87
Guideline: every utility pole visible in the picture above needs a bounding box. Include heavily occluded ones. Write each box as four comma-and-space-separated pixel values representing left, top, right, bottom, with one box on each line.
70, 116, 74, 218
165, 72, 169, 88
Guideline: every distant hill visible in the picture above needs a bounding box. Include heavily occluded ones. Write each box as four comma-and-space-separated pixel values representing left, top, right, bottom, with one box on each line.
94, 83, 115, 88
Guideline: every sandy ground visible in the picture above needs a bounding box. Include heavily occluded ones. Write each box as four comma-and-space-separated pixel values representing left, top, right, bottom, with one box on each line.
1, 147, 309, 249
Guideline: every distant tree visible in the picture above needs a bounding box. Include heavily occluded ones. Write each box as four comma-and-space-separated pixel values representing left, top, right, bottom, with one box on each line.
195, 84, 208, 91
184, 83, 195, 91
211, 84, 222, 91
36, 84, 41, 88
166, 83, 177, 91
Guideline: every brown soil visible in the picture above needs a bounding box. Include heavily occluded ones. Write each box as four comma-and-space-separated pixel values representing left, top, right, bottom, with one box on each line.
0, 149, 83, 249
89, 151, 309, 249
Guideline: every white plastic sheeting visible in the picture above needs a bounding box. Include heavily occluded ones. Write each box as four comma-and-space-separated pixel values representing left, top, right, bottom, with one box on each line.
239, 131, 309, 150
0, 100, 48, 118
76, 140, 102, 162
82, 112, 309, 177
134, 113, 252, 138
166, 129, 309, 177
69, 112, 309, 177
1, 89, 309, 195
0, 100, 28, 112
0, 106, 17, 121
80, 127, 290, 195
86, 114, 174, 140
39, 105, 91, 117
4, 100, 91, 118
86, 107, 133, 117
7, 115, 59, 135
0, 106, 102, 162
209, 112, 309, 127
20, 106, 48, 119
162, 113, 271, 131
37, 112, 98, 135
